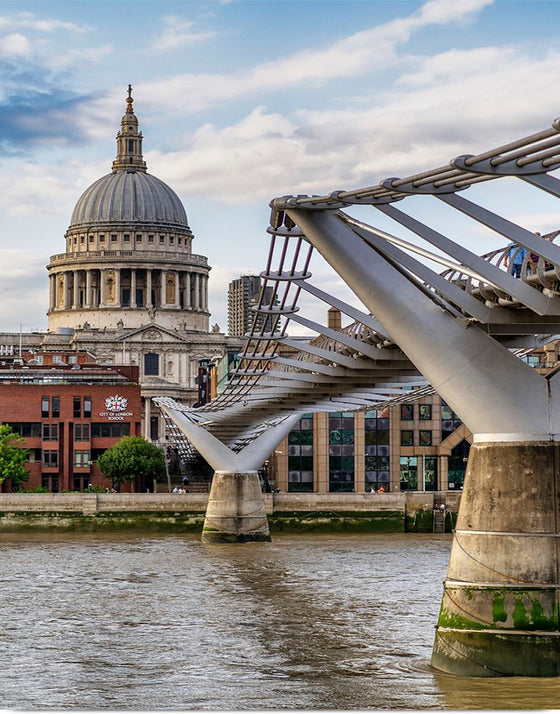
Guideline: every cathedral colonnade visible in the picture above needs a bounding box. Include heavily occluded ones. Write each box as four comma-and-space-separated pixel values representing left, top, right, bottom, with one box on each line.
49, 267, 209, 313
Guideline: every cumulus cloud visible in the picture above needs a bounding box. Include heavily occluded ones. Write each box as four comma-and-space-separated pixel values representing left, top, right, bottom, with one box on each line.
145, 41, 560, 204
0, 32, 31, 58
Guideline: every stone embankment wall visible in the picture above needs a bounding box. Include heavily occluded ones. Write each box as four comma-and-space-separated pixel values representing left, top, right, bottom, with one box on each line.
0, 491, 461, 533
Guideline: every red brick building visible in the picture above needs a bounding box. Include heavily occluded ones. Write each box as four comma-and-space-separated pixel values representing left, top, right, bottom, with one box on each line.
0, 355, 142, 492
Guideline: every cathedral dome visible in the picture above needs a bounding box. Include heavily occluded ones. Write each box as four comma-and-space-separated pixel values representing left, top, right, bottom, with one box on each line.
70, 170, 189, 229
68, 85, 189, 231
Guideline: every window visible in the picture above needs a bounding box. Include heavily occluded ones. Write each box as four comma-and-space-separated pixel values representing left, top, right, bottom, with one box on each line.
159, 235, 165, 243
52, 397, 60, 418
144, 353, 159, 376
88, 235, 93, 243
73, 396, 81, 418
400, 456, 418, 491
287, 413, 314, 493
8, 423, 41, 438
169, 236, 174, 244
53, 355, 65, 364
419, 405, 432, 420
84, 397, 92, 418
124, 233, 130, 242
364, 409, 390, 491
419, 430, 432, 446
99, 234, 105, 243
91, 423, 130, 438
178, 237, 182, 245
150, 415, 159, 442
68, 355, 78, 364
400, 404, 414, 420
42, 450, 58, 468
441, 402, 463, 439
41, 397, 49, 418
329, 412, 354, 492
80, 235, 85, 244
136, 234, 142, 242
111, 234, 117, 242
74, 450, 90, 468
401, 430, 414, 446
148, 235, 154, 243
42, 424, 59, 441
75, 424, 90, 441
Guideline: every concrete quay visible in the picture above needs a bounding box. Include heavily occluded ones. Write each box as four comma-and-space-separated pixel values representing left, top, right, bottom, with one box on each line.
0, 491, 460, 533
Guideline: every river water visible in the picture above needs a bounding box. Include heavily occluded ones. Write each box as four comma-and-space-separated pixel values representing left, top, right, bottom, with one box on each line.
2, 532, 560, 711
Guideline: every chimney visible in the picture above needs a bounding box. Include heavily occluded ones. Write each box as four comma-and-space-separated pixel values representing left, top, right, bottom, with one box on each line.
327, 307, 342, 331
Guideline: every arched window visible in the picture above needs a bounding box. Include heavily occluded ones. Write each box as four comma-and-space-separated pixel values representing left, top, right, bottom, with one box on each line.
144, 353, 159, 376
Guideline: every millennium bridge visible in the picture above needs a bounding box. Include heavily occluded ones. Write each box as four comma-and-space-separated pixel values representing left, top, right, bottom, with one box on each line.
156, 117, 560, 677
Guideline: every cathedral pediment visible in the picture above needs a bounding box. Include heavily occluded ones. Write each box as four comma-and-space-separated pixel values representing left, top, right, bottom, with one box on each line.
111, 323, 193, 345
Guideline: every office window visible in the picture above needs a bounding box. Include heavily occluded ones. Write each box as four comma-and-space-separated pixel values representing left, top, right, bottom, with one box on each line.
400, 404, 414, 420
52, 397, 60, 418
42, 424, 59, 441
41, 396, 49, 418
74, 450, 90, 468
401, 430, 414, 446
419, 405, 432, 420
42, 450, 58, 468
287, 413, 314, 493
84, 396, 92, 418
73, 396, 81, 418
91, 423, 130, 438
419, 430, 432, 446
75, 424, 90, 441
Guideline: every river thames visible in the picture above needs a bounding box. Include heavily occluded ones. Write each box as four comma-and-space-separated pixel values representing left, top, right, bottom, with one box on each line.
2, 532, 560, 710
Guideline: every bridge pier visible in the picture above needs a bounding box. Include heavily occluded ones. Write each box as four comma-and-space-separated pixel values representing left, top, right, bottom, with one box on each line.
432, 440, 560, 676
202, 470, 271, 543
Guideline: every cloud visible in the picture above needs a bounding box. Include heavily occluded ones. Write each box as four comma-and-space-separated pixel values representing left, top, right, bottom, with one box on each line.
144, 40, 560, 205
139, 0, 494, 113
0, 250, 48, 331
0, 32, 31, 58
150, 15, 217, 51
0, 12, 89, 34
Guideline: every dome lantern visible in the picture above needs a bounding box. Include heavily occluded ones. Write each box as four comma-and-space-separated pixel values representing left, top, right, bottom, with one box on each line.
112, 84, 147, 173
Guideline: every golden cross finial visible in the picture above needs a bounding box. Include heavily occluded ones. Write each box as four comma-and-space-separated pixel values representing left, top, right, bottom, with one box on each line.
126, 84, 133, 113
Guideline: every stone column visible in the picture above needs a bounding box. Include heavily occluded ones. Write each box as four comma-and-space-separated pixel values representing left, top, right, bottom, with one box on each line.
146, 269, 153, 308
115, 269, 121, 307
72, 270, 79, 309
130, 269, 137, 308
202, 471, 271, 543
85, 270, 92, 308
186, 272, 192, 308
49, 274, 56, 311
193, 273, 199, 310
161, 272, 167, 307
62, 272, 69, 309
174, 271, 180, 307
202, 274, 208, 311
99, 269, 106, 307
315, 412, 329, 493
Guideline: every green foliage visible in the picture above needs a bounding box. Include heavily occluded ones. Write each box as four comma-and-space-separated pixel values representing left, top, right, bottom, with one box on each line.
0, 424, 30, 487
20, 486, 49, 493
97, 436, 166, 488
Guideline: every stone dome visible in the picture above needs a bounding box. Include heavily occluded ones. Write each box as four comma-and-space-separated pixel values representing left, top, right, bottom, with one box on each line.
70, 170, 189, 229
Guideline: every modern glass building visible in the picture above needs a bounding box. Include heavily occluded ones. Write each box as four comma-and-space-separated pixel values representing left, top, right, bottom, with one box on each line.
269, 395, 471, 493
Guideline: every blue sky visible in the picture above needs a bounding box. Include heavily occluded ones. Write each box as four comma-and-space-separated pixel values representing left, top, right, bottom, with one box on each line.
1, 0, 560, 332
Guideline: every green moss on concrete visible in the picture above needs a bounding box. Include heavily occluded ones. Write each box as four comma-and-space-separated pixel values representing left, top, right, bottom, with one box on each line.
268, 510, 404, 534
492, 591, 508, 623
437, 606, 486, 630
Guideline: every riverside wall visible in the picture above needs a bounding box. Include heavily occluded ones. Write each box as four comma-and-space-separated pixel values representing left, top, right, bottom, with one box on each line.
0, 491, 461, 533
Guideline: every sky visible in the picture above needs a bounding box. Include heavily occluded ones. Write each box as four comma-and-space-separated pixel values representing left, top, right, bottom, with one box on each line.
1, 0, 560, 333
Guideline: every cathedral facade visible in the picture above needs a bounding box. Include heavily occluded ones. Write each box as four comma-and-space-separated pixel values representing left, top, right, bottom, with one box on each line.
1, 88, 242, 443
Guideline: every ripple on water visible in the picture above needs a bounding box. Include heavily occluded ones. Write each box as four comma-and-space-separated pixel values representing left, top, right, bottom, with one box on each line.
1, 532, 559, 710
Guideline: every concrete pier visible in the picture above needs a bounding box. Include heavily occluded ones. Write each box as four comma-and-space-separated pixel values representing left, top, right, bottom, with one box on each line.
201, 471, 271, 543
432, 441, 560, 677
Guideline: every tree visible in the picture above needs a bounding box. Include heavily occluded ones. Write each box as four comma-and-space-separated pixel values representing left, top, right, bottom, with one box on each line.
0, 425, 30, 490
97, 436, 166, 491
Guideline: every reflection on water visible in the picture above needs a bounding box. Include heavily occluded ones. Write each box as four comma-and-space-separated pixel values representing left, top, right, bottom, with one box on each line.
1, 532, 560, 710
